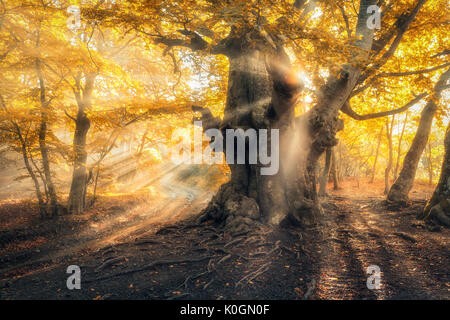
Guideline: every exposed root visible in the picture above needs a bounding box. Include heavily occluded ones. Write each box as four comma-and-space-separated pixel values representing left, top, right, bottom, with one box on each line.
95, 256, 127, 272
235, 262, 271, 288
393, 232, 417, 243
134, 238, 161, 246
224, 236, 246, 248
86, 255, 213, 283
167, 292, 191, 300
234, 240, 281, 288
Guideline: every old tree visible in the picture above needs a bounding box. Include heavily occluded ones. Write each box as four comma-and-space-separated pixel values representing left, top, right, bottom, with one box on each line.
83, 0, 449, 232
1, 0, 448, 229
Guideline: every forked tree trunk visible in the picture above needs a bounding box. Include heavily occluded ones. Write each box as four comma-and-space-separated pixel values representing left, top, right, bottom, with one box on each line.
387, 69, 450, 203
0, 94, 47, 216
419, 123, 450, 226
17, 128, 46, 217
198, 1, 376, 233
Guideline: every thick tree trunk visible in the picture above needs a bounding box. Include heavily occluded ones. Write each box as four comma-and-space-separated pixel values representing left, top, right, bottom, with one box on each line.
419, 123, 450, 226
198, 35, 301, 232
387, 69, 450, 203
68, 73, 96, 214
198, 3, 375, 232
67, 113, 91, 214
197, 1, 376, 232
319, 148, 332, 196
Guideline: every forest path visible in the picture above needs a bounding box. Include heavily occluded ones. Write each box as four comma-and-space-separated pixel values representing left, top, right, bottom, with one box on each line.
1, 178, 449, 300
312, 194, 449, 299
0, 164, 215, 280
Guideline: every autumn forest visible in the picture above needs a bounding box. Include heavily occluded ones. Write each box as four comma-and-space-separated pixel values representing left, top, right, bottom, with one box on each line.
0, 0, 449, 301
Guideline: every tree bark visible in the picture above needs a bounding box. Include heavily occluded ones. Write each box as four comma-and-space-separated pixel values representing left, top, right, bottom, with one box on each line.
197, 31, 301, 232
0, 94, 46, 216
426, 141, 433, 185
319, 148, 332, 196
196, 1, 377, 232
370, 125, 383, 183
394, 112, 408, 179
68, 73, 96, 214
384, 116, 394, 194
387, 68, 450, 203
330, 148, 340, 190
419, 123, 450, 226
36, 58, 58, 216
17, 126, 46, 216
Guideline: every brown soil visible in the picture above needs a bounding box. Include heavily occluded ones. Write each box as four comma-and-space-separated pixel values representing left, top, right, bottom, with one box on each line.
0, 177, 448, 300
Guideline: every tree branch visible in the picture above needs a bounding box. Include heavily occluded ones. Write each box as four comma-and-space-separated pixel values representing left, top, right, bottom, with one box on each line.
351, 61, 450, 96
378, 62, 450, 77
360, 0, 428, 84
342, 92, 427, 120
64, 110, 76, 122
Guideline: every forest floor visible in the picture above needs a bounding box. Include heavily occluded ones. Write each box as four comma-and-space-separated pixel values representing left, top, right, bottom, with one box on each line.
0, 173, 449, 300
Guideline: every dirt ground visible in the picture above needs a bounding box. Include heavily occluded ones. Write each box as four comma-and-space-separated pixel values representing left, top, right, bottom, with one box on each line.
0, 177, 448, 300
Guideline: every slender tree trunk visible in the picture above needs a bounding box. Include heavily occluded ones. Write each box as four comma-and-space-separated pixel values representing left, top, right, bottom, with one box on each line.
319, 148, 332, 196
370, 125, 383, 183
36, 58, 58, 216
68, 73, 96, 214
419, 122, 450, 226
384, 116, 394, 194
16, 128, 46, 216
29, 149, 49, 202
0, 94, 47, 215
427, 141, 433, 185
331, 148, 340, 190
388, 69, 450, 203
338, 143, 343, 181
394, 112, 408, 179
355, 162, 360, 188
